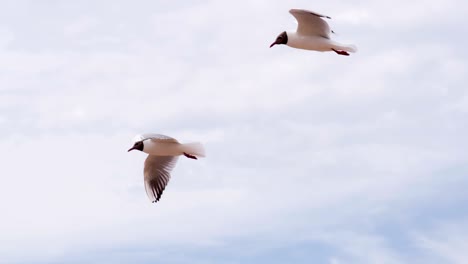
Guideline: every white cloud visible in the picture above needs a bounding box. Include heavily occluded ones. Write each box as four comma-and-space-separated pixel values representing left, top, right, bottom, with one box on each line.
0, 0, 467, 263
0, 26, 13, 49
64, 16, 99, 37
415, 219, 468, 264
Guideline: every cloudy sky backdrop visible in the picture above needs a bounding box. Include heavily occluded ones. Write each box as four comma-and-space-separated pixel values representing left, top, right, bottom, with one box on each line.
1, 0, 467, 263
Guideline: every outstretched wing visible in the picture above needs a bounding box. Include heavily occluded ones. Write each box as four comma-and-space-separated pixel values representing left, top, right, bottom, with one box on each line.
289, 9, 331, 39
143, 155, 179, 203
134, 133, 180, 144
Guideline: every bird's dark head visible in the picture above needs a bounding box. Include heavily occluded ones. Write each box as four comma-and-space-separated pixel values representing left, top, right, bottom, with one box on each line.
270, 31, 288, 48
128, 141, 144, 152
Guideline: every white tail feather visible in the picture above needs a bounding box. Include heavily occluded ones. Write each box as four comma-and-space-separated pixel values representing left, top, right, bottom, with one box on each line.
345, 44, 357, 53
181, 142, 206, 158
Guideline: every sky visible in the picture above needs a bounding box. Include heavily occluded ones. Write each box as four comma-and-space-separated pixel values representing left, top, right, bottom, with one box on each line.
1, 0, 468, 263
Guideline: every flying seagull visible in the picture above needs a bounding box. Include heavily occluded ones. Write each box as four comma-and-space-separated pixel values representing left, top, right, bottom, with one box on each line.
128, 133, 206, 203
270, 9, 357, 56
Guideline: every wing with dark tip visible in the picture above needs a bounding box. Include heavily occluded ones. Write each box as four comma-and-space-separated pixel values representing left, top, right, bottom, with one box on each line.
143, 155, 179, 203
289, 9, 331, 38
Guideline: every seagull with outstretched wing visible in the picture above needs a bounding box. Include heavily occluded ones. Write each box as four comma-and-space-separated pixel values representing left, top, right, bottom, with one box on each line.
128, 133, 205, 203
270, 9, 357, 56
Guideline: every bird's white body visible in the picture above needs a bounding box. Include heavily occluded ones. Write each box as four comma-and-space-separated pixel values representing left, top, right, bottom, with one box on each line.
142, 140, 184, 156
286, 31, 356, 53
135, 133, 206, 157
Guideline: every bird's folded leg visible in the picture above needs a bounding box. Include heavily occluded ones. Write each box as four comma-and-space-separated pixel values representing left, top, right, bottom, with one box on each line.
183, 152, 198, 160
332, 49, 350, 56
